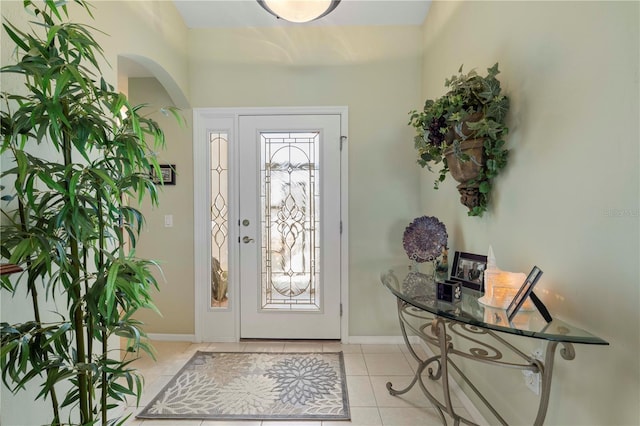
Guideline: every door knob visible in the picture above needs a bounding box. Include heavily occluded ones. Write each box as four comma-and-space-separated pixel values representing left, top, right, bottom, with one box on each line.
242, 236, 254, 243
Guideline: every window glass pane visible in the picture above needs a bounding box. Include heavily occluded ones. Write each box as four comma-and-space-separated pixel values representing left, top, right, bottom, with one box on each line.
260, 132, 320, 311
210, 131, 229, 309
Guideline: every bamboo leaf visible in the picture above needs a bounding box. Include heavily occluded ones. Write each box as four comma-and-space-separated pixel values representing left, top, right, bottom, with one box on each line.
0, 341, 19, 359
10, 238, 34, 264
162, 106, 185, 128
14, 150, 29, 184
68, 169, 80, 206
18, 336, 30, 374
2, 23, 29, 51
135, 374, 143, 405
52, 68, 72, 101
42, 322, 71, 348
105, 262, 119, 318
46, 23, 62, 46
112, 412, 132, 426
65, 63, 88, 94
89, 168, 116, 190
109, 381, 134, 396
60, 387, 80, 408
37, 171, 65, 193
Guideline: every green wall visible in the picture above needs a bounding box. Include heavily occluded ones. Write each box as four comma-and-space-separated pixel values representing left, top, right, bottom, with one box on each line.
419, 1, 639, 424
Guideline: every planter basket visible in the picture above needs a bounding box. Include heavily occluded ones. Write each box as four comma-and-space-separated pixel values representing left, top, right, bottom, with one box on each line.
443, 138, 485, 211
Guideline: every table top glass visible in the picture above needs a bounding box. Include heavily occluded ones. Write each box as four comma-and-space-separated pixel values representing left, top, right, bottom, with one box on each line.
381, 264, 609, 345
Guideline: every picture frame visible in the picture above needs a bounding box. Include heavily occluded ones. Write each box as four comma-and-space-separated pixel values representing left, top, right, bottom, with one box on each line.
506, 266, 544, 322
450, 251, 488, 292
151, 164, 176, 185
437, 280, 462, 304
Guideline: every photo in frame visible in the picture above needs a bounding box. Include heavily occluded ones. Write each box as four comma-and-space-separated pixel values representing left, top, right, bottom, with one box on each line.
506, 266, 544, 322
151, 164, 176, 185
450, 251, 488, 292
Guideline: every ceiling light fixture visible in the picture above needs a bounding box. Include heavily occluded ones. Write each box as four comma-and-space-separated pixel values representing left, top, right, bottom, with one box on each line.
257, 0, 341, 24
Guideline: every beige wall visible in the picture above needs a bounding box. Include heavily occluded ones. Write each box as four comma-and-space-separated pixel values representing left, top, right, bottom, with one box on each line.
419, 1, 639, 425
129, 77, 194, 334
71, 0, 191, 106
75, 0, 195, 336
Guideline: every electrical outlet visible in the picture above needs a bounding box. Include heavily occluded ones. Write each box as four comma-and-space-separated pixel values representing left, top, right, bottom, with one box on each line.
522, 370, 540, 395
522, 348, 544, 395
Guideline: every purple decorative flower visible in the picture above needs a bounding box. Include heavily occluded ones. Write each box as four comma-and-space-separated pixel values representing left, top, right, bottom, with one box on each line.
402, 216, 448, 262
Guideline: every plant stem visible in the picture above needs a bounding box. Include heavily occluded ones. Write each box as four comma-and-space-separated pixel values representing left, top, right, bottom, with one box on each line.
98, 192, 107, 425
101, 328, 108, 426
71, 243, 89, 424
86, 299, 94, 412
83, 241, 95, 417
17, 197, 61, 425
62, 120, 91, 425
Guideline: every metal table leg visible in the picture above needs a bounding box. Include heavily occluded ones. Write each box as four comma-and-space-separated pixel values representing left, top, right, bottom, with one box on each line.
387, 298, 576, 425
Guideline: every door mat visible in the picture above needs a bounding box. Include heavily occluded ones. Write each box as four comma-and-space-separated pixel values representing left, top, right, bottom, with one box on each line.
137, 351, 350, 421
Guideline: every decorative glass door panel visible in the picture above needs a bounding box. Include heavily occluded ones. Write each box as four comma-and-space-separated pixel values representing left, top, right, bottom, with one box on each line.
239, 114, 342, 339
261, 132, 320, 311
210, 131, 229, 309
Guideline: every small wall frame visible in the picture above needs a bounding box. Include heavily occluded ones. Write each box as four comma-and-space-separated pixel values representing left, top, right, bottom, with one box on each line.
151, 164, 176, 185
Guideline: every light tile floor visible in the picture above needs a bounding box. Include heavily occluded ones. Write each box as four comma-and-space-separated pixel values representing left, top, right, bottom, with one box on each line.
119, 340, 475, 426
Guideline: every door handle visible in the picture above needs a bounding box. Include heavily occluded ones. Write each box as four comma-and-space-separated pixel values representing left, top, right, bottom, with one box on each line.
242, 236, 255, 243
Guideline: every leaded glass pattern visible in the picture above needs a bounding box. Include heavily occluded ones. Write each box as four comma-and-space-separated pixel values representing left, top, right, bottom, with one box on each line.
210, 131, 229, 308
261, 132, 320, 311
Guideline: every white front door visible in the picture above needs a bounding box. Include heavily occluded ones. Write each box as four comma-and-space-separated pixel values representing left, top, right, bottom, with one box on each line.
238, 114, 342, 339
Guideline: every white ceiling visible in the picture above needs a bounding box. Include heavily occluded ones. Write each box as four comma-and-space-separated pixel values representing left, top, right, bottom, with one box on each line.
123, 1, 431, 78
172, 0, 431, 28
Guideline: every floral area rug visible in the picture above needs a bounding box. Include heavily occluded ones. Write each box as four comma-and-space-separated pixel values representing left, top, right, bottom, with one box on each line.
136, 351, 350, 421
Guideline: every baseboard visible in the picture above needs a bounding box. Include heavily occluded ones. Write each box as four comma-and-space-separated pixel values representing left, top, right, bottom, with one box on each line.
147, 334, 412, 345
201, 336, 239, 343
146, 333, 196, 342
346, 335, 421, 345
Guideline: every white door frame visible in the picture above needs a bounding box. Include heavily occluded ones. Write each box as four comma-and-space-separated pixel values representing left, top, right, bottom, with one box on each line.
193, 106, 349, 343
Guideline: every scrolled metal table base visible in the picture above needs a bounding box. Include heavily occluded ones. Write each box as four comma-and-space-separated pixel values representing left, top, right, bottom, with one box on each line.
386, 299, 575, 426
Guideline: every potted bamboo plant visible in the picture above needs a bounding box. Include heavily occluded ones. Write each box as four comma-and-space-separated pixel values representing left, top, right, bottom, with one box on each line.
0, 1, 181, 424
409, 63, 510, 216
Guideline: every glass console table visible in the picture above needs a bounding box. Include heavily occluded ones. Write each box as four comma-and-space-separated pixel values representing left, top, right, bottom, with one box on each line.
380, 264, 608, 426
